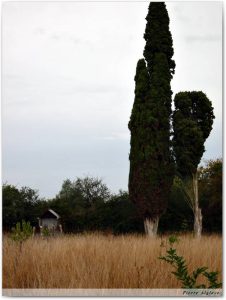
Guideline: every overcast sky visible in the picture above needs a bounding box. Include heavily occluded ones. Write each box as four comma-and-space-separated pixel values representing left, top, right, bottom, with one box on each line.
2, 1, 222, 198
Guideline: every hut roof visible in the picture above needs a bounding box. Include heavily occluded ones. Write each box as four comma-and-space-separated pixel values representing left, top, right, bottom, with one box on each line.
40, 209, 60, 219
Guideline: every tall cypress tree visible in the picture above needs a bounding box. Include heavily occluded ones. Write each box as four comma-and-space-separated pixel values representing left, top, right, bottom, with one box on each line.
128, 2, 175, 236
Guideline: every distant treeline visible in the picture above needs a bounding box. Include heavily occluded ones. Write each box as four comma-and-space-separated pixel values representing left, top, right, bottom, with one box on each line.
3, 159, 222, 234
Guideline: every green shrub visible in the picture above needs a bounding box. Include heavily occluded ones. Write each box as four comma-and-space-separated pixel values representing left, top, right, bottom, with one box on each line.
11, 220, 33, 242
159, 236, 222, 289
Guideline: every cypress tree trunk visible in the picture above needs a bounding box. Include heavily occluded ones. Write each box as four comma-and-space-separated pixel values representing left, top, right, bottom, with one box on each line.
144, 217, 159, 237
193, 172, 202, 238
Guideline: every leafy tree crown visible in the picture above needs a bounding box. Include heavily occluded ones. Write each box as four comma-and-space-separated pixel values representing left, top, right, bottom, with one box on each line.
173, 91, 215, 176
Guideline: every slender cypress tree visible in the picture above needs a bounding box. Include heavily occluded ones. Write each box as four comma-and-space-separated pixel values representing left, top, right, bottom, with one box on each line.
128, 2, 175, 236
173, 91, 215, 237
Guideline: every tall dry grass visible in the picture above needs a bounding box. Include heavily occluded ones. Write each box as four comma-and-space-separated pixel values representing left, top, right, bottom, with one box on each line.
3, 233, 222, 289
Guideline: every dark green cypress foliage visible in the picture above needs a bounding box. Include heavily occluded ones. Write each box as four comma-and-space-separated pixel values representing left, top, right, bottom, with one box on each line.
144, 2, 175, 77
129, 2, 175, 230
128, 59, 150, 218
173, 91, 215, 177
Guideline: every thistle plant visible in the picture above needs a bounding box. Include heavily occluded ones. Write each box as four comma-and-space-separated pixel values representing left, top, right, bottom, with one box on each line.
159, 236, 222, 289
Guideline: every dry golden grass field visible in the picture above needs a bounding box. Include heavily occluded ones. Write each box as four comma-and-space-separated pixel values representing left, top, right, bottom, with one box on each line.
3, 233, 222, 289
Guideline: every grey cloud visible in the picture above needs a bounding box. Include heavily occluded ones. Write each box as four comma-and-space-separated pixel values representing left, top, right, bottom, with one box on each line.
69, 37, 84, 44
100, 132, 129, 141
33, 27, 46, 35
185, 35, 221, 43
177, 15, 191, 23
167, 3, 191, 22
50, 33, 61, 40
49, 33, 87, 45
33, 28, 84, 45
74, 84, 124, 94
53, 80, 126, 95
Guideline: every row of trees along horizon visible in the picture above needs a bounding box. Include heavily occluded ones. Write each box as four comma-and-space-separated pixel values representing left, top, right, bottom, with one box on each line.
3, 2, 220, 236
2, 159, 222, 234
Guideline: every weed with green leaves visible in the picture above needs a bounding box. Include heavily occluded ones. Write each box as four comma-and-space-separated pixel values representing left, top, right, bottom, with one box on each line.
159, 236, 222, 289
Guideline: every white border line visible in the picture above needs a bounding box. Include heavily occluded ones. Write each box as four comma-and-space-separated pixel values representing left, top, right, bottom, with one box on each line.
2, 288, 223, 297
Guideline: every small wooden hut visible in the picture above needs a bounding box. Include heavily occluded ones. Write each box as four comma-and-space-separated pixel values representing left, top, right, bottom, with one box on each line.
38, 209, 62, 234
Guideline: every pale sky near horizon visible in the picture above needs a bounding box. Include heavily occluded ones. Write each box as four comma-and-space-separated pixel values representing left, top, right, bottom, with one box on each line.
2, 1, 222, 198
